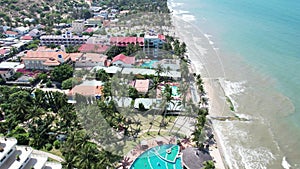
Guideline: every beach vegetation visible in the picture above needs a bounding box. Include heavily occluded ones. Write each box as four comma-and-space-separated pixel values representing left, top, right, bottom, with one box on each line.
51, 64, 74, 83
203, 160, 216, 169
226, 96, 235, 111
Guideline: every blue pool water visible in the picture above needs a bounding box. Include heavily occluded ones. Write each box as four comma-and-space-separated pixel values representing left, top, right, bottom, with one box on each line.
141, 60, 159, 69
171, 86, 179, 96
130, 144, 182, 169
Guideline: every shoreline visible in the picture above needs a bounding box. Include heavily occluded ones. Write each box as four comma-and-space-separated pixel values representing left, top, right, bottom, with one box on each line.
169, 12, 229, 169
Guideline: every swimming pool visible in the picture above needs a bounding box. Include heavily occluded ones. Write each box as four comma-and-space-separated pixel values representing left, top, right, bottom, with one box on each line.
141, 60, 158, 69
161, 86, 180, 97
130, 144, 182, 169
171, 86, 180, 96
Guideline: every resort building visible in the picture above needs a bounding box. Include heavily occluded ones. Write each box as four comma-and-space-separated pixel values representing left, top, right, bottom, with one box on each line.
78, 44, 109, 54
144, 33, 166, 48
22, 50, 74, 70
4, 31, 19, 38
91, 66, 122, 76
0, 62, 24, 71
153, 59, 181, 71
27, 29, 41, 38
0, 137, 61, 169
40, 32, 89, 46
0, 68, 15, 81
68, 80, 104, 100
20, 36, 33, 41
0, 49, 9, 59
12, 27, 30, 35
75, 53, 108, 68
131, 79, 150, 94
86, 36, 109, 45
86, 18, 103, 27
110, 37, 144, 47
111, 54, 135, 68
71, 20, 85, 33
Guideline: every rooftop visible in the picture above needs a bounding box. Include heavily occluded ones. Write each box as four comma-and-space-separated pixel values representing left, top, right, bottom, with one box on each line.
133, 79, 150, 93
0, 49, 9, 55
69, 81, 103, 96
2, 146, 33, 169
122, 67, 156, 76
182, 148, 213, 169
144, 34, 166, 41
110, 37, 144, 47
0, 137, 17, 162
92, 66, 122, 74
0, 68, 13, 74
23, 154, 48, 169
134, 98, 159, 109
78, 44, 109, 54
44, 162, 62, 169
112, 54, 135, 65
40, 35, 89, 39
22, 50, 74, 66
5, 31, 18, 35
21, 36, 33, 40
78, 53, 108, 63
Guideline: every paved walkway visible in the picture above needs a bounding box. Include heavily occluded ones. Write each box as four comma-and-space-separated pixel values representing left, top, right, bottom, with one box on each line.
32, 150, 65, 162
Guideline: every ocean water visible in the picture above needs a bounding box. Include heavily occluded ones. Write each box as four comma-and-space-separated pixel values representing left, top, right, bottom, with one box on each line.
168, 0, 300, 168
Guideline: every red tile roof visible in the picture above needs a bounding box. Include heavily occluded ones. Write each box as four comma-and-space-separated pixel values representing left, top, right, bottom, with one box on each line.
134, 79, 150, 93
84, 28, 94, 33
112, 54, 135, 64
158, 34, 166, 41
78, 44, 109, 54
110, 37, 144, 47
0, 49, 8, 55
21, 35, 33, 40
5, 31, 18, 35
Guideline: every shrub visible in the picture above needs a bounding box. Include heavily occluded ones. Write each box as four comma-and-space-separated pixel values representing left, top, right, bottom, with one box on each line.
45, 143, 52, 151
53, 140, 60, 149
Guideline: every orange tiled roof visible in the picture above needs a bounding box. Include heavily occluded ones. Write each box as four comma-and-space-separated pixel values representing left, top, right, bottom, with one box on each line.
5, 31, 18, 35
22, 50, 74, 67
134, 79, 150, 93
69, 85, 103, 96
69, 53, 84, 62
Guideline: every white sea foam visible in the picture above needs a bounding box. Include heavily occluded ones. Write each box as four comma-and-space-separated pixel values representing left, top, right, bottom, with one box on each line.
234, 113, 252, 121
282, 157, 291, 169
169, 0, 184, 8
204, 33, 213, 39
238, 146, 275, 169
172, 9, 190, 15
180, 14, 196, 22
218, 79, 246, 110
214, 122, 276, 169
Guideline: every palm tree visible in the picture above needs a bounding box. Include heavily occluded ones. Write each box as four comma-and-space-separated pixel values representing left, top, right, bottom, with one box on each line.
158, 84, 173, 135
74, 143, 99, 169
62, 153, 76, 169
203, 160, 216, 169
117, 156, 133, 169
181, 136, 191, 145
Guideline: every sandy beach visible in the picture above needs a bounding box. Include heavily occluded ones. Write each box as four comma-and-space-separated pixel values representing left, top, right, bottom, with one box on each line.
170, 14, 229, 169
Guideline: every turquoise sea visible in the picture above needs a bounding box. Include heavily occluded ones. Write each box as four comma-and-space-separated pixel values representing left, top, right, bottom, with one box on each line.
169, 0, 300, 168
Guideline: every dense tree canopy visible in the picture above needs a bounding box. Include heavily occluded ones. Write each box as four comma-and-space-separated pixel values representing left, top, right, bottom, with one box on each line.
51, 64, 74, 83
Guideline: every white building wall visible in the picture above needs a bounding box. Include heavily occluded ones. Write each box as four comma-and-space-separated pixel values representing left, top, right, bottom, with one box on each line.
112, 60, 133, 68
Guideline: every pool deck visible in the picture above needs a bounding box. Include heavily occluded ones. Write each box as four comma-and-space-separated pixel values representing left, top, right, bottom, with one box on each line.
124, 136, 194, 169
